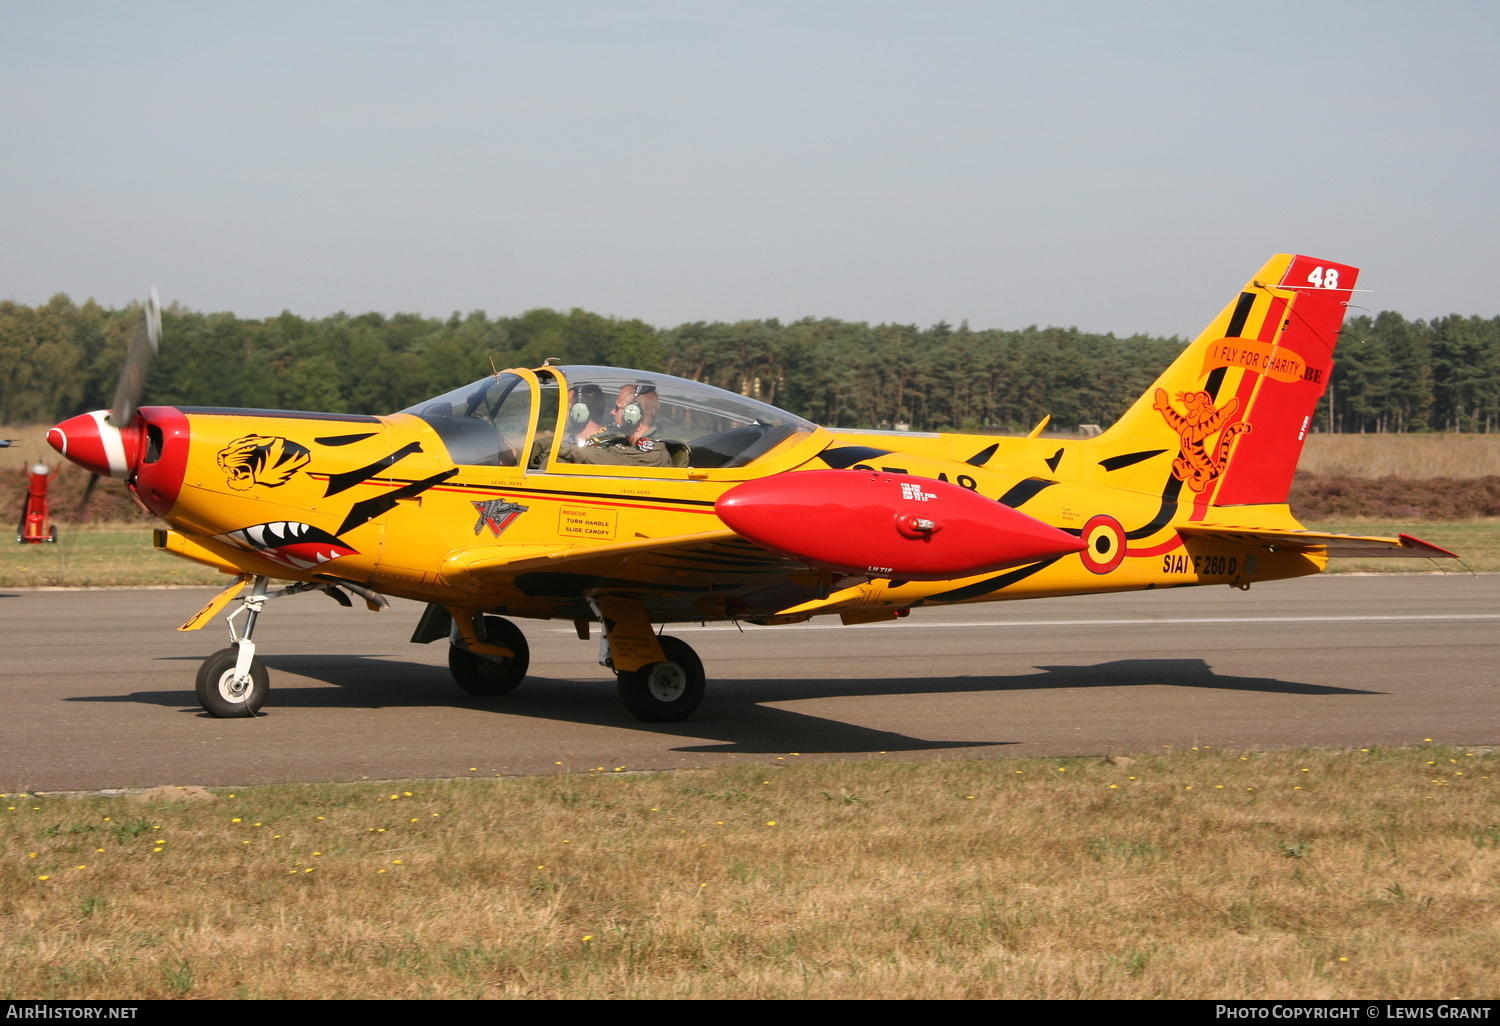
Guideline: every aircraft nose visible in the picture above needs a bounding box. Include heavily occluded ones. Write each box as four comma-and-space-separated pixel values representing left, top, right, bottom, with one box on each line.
47, 411, 144, 480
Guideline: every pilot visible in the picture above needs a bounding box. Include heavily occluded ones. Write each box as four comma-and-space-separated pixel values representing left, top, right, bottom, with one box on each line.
565, 383, 610, 444
530, 383, 610, 468
556, 382, 672, 467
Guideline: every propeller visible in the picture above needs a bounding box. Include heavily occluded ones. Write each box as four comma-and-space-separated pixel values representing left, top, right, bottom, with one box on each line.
57, 289, 161, 517
109, 286, 161, 429
79, 469, 101, 508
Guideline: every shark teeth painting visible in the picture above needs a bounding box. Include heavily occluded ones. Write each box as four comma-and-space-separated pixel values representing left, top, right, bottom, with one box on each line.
215, 521, 359, 571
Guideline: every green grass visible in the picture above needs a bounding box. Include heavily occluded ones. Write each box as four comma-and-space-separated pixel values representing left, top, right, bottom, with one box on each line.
0, 526, 225, 588
1306, 520, 1500, 573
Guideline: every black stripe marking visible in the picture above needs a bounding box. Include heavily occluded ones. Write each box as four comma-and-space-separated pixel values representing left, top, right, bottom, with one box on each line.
324, 442, 423, 497
1044, 448, 1064, 472
1203, 366, 1227, 401
1098, 449, 1167, 472
996, 478, 1056, 509
966, 443, 999, 467
315, 432, 378, 446
336, 469, 459, 535
926, 556, 1063, 603
818, 445, 893, 468
1226, 291, 1256, 338
1127, 476, 1184, 539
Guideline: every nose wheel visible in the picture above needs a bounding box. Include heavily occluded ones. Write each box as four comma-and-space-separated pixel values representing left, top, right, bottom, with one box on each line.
196, 644, 269, 717
189, 574, 388, 718
616, 635, 705, 723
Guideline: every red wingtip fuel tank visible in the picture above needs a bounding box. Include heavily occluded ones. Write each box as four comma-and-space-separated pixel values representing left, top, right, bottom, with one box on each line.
716, 469, 1086, 580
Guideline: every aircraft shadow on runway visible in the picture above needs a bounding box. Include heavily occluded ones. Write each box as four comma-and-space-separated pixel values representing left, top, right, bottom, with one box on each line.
66, 654, 1381, 756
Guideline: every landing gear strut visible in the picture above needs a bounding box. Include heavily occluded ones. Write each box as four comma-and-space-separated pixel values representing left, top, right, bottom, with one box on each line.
448, 614, 530, 695
590, 597, 707, 723
192, 574, 388, 718
196, 576, 271, 718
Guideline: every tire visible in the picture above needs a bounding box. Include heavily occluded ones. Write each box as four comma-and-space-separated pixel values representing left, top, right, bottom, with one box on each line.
195, 645, 269, 718
449, 616, 530, 695
616, 635, 705, 723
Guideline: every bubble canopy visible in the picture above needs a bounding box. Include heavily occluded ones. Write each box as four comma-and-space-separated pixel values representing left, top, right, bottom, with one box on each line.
400, 365, 816, 470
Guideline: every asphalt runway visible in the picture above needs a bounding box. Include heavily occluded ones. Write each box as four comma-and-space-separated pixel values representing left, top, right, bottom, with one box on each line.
2, 574, 1495, 791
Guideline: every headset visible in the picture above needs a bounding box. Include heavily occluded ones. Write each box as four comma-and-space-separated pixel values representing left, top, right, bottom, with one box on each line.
567, 384, 606, 429
617, 382, 656, 430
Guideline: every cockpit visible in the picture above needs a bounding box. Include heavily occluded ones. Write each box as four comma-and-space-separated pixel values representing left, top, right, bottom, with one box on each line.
400, 365, 818, 473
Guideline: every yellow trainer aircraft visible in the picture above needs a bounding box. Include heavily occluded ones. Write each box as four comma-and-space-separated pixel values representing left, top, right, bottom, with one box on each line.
47, 255, 1454, 722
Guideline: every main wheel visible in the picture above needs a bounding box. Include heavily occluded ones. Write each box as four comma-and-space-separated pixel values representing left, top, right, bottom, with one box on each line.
449, 615, 530, 695
195, 645, 269, 718
616, 635, 705, 723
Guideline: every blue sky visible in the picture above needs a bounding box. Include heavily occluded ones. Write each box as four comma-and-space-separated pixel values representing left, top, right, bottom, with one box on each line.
2, 1, 1495, 336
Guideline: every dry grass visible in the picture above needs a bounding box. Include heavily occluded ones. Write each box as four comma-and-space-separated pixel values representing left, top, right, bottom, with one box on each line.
1300, 434, 1500, 479
0, 425, 59, 473
4, 748, 1497, 1000
1305, 520, 1500, 573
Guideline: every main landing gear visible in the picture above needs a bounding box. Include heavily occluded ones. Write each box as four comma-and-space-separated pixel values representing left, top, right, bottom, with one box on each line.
194, 574, 388, 717
615, 634, 705, 723
448, 613, 531, 695
591, 598, 706, 723
430, 601, 708, 723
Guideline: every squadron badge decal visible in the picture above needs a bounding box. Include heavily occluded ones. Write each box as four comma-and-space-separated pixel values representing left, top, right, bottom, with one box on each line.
217, 435, 312, 490
473, 499, 529, 537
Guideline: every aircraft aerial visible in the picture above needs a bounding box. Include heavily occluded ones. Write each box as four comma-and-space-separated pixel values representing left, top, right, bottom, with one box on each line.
46, 255, 1456, 723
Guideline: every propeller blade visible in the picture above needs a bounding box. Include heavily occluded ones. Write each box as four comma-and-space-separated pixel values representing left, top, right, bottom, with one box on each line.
80, 471, 101, 508
109, 287, 161, 428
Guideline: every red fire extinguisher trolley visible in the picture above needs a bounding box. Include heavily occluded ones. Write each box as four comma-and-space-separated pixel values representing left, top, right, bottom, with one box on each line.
17, 459, 59, 544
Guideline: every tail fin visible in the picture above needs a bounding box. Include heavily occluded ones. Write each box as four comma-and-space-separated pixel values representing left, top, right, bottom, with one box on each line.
1099, 254, 1358, 508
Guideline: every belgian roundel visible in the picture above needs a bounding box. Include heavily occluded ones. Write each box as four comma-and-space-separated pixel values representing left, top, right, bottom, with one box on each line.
1078, 515, 1127, 575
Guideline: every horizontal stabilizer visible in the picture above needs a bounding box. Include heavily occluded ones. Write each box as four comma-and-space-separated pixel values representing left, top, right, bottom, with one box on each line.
1177, 524, 1458, 559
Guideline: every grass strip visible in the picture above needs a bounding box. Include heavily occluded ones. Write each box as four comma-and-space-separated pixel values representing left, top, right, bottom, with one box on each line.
4, 747, 1496, 999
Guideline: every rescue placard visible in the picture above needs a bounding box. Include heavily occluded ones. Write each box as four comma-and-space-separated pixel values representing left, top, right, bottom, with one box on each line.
558, 506, 617, 540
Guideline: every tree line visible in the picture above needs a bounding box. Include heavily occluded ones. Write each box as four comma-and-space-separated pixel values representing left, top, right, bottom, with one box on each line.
3, 294, 1497, 433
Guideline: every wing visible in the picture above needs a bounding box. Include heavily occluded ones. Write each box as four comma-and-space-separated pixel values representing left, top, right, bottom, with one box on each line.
440, 530, 846, 621
1177, 524, 1458, 559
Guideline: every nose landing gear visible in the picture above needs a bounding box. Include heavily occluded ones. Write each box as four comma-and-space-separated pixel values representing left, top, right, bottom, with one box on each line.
194, 576, 272, 718
191, 574, 387, 717
196, 643, 269, 717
